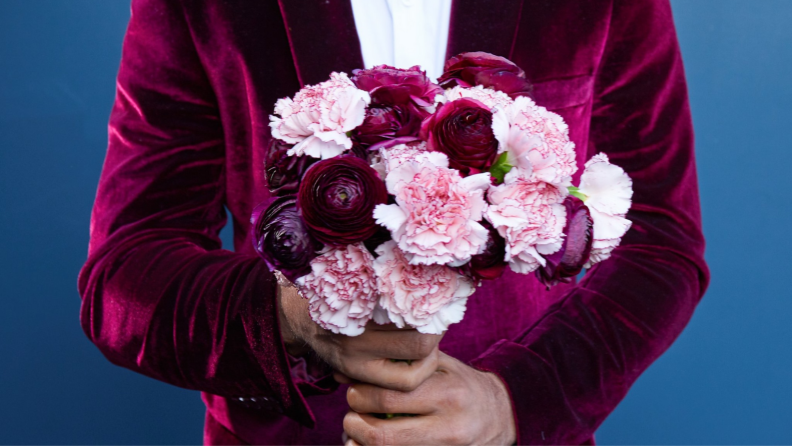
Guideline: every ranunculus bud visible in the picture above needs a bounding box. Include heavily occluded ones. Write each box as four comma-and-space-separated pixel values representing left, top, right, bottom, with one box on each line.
265, 139, 316, 196
251, 196, 322, 281
536, 196, 593, 286
298, 156, 388, 246
465, 222, 507, 280
438, 52, 533, 99
351, 65, 443, 151
420, 98, 499, 176
352, 65, 443, 106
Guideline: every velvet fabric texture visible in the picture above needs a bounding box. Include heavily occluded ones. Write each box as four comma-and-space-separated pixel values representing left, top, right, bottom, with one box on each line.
78, 0, 709, 444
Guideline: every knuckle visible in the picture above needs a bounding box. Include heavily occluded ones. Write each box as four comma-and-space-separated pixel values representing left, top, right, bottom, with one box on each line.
442, 385, 467, 409
412, 334, 436, 358
364, 428, 389, 446
338, 357, 365, 381
443, 422, 473, 445
390, 333, 433, 359
391, 373, 420, 392
447, 430, 473, 445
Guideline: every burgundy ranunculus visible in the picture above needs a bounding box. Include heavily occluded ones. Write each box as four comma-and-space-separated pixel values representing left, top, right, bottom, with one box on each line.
352, 65, 443, 105
265, 139, 316, 196
351, 65, 443, 150
352, 105, 423, 151
251, 196, 322, 281
438, 52, 533, 99
420, 98, 499, 176
536, 196, 593, 287
298, 156, 388, 246
465, 222, 507, 281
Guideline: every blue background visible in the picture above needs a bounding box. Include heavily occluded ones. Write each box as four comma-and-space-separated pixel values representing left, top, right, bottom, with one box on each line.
1, 0, 789, 443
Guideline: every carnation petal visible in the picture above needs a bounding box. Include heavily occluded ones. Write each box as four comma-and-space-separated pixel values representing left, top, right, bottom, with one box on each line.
415, 296, 469, 335
492, 109, 511, 153
373, 204, 408, 232
589, 207, 632, 240
459, 172, 492, 193
579, 153, 633, 216
297, 243, 378, 336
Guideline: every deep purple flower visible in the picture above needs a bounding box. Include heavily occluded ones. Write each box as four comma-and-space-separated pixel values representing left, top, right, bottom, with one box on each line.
352, 105, 423, 151
251, 196, 322, 281
438, 52, 533, 99
351, 65, 443, 150
298, 156, 388, 246
536, 196, 593, 287
265, 139, 316, 196
420, 98, 499, 176
352, 65, 443, 105
465, 222, 507, 281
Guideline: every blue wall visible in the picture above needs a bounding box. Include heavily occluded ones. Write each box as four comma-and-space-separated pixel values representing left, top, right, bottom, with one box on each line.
0, 1, 789, 443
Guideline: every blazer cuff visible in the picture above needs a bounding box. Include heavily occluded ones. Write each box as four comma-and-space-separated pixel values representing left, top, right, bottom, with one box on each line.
242, 264, 317, 427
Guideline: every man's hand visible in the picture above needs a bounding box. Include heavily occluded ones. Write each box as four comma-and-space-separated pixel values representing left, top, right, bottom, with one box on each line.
343, 352, 517, 445
277, 279, 442, 392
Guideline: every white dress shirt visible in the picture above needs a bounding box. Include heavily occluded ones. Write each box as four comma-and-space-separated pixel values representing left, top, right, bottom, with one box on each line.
350, 0, 453, 81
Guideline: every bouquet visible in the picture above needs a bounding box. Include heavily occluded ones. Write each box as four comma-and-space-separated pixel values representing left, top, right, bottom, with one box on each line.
252, 52, 633, 336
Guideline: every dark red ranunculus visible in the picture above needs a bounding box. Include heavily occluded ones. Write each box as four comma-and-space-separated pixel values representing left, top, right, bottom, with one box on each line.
420, 98, 499, 176
438, 52, 533, 99
298, 156, 388, 246
536, 196, 593, 287
351, 65, 443, 150
352, 105, 423, 151
464, 222, 507, 281
265, 139, 316, 196
352, 65, 443, 106
251, 196, 322, 281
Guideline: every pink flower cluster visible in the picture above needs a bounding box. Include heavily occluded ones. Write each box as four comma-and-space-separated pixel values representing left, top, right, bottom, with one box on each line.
258, 53, 634, 336
269, 72, 370, 159
374, 152, 490, 266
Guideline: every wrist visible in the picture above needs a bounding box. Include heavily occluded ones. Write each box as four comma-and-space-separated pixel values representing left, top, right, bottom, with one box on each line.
274, 272, 309, 356
482, 371, 517, 445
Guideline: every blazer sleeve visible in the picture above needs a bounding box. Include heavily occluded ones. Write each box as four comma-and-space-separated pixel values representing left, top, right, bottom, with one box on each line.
77, 0, 315, 426
469, 0, 710, 443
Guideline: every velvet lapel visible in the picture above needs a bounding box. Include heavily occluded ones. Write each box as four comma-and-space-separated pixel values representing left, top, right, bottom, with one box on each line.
446, 0, 525, 61
277, 0, 365, 87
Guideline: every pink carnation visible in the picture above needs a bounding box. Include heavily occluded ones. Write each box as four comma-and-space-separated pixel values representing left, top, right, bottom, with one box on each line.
370, 141, 430, 178
373, 152, 490, 265
485, 178, 567, 273
295, 243, 378, 336
492, 96, 577, 185
443, 85, 514, 112
373, 241, 475, 334
577, 153, 633, 267
269, 72, 371, 159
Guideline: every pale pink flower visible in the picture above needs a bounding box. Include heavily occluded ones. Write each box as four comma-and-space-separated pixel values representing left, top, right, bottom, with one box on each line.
485, 178, 567, 273
492, 96, 577, 186
577, 153, 633, 267
373, 241, 475, 334
295, 243, 378, 336
370, 142, 431, 177
269, 72, 371, 159
373, 152, 490, 266
444, 85, 514, 112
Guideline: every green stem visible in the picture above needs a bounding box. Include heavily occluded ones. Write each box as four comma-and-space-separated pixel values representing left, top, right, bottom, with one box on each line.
568, 186, 588, 201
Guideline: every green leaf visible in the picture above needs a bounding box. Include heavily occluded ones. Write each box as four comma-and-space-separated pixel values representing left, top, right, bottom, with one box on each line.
489, 152, 513, 184
568, 186, 588, 201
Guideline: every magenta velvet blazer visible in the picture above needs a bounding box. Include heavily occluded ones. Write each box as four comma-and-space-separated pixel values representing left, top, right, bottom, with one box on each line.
78, 0, 709, 444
